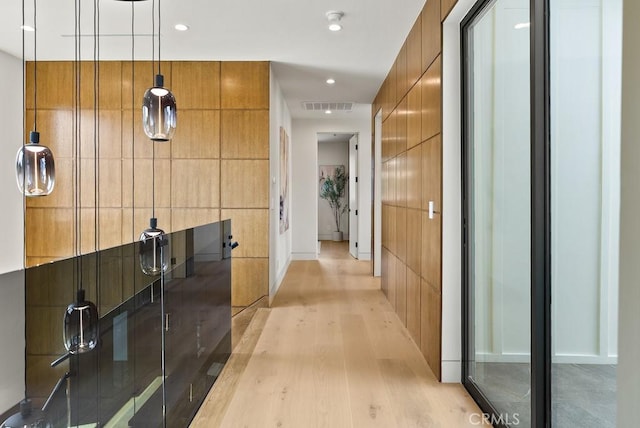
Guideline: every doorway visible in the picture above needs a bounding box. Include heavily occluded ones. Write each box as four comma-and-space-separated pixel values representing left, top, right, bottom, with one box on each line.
317, 132, 359, 258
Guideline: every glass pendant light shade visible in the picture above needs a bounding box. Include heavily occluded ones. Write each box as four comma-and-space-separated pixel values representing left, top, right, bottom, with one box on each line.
142, 74, 176, 142
15, 131, 55, 197
63, 289, 99, 355
1, 399, 50, 428
139, 217, 170, 276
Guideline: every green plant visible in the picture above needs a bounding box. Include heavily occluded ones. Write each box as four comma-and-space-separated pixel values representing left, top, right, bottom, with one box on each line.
320, 166, 349, 232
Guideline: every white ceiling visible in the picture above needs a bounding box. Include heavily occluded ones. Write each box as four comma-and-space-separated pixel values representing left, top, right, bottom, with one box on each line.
0, 0, 425, 119
318, 132, 354, 144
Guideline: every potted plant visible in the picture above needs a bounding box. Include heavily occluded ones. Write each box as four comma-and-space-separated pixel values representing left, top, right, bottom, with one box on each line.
319, 165, 348, 241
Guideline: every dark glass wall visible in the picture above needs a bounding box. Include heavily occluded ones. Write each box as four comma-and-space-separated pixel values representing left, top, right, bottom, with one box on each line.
21, 221, 231, 427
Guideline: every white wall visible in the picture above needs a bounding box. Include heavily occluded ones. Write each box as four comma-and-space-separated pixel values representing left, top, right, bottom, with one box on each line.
0, 49, 24, 274
0, 49, 26, 412
292, 114, 372, 260
269, 67, 293, 301
318, 140, 350, 240
618, 0, 640, 424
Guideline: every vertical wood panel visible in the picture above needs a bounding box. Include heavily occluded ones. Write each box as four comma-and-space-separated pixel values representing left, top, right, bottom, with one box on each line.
396, 152, 407, 208
388, 205, 397, 256
421, 212, 442, 290
122, 159, 171, 208
221, 160, 269, 208
24, 110, 74, 158
406, 144, 422, 209
388, 157, 397, 207
406, 15, 423, 89
406, 208, 422, 275
381, 247, 390, 298
420, 280, 442, 380
26, 61, 74, 109
388, 253, 397, 311
396, 206, 407, 263
231, 258, 269, 307
421, 56, 442, 142
422, 135, 442, 211
407, 82, 422, 149
220, 209, 269, 258
80, 61, 123, 110
397, 98, 408, 155
171, 208, 220, 232
121, 61, 172, 110
171, 160, 221, 208
221, 62, 269, 109
171, 110, 221, 159
172, 61, 221, 109
396, 261, 407, 326
421, 0, 442, 73
221, 110, 269, 159
396, 43, 408, 101
406, 268, 421, 345
441, 0, 458, 21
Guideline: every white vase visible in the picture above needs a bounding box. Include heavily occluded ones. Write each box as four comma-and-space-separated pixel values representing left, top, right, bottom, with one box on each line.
332, 231, 343, 241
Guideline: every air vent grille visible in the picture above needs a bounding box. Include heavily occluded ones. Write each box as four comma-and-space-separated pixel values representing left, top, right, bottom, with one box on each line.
302, 102, 353, 112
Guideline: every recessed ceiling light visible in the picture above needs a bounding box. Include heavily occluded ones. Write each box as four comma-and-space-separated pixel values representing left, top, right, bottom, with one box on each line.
325, 110, 332, 115
326, 78, 336, 85
326, 11, 344, 32
21, 25, 35, 32
174, 23, 189, 31
514, 22, 530, 30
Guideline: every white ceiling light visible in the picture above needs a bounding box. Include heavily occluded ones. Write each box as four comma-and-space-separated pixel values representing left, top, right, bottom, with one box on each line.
325, 110, 332, 114
514, 22, 530, 30
174, 23, 189, 31
21, 25, 35, 32
326, 78, 335, 85
326, 11, 344, 32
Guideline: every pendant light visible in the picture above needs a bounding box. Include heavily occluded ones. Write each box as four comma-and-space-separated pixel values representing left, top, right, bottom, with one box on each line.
139, 137, 170, 275
142, 0, 176, 142
63, 289, 99, 354
15, 0, 55, 197
63, 0, 98, 355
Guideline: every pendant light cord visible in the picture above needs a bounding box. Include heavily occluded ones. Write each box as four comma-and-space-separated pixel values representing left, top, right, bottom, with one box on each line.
32, 0, 37, 132
74, 0, 82, 289
151, 0, 155, 82
21, 0, 26, 267
157, 0, 161, 75
131, 1, 135, 240
93, 0, 100, 251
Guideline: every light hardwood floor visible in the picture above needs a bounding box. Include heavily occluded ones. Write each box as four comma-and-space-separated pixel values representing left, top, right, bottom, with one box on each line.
192, 241, 486, 427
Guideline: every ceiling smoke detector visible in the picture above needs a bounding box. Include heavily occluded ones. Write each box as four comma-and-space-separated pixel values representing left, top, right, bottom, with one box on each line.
326, 11, 344, 32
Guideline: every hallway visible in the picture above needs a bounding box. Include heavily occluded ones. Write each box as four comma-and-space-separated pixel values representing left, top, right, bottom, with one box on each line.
192, 242, 483, 427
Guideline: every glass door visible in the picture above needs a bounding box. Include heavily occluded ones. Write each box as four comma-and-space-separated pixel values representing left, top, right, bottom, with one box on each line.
462, 0, 531, 426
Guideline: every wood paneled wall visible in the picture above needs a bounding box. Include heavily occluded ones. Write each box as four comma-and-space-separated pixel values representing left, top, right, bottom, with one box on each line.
374, 0, 455, 380
25, 60, 270, 312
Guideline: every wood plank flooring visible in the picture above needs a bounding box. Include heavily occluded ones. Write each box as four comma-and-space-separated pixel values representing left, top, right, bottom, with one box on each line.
192, 241, 485, 427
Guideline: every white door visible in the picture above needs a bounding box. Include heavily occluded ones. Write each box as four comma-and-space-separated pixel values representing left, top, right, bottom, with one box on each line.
349, 135, 358, 258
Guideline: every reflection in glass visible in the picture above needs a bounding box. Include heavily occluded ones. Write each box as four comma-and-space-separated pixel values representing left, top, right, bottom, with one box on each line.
15, 131, 55, 197
139, 217, 170, 276
63, 289, 99, 354
465, 0, 531, 425
550, 0, 620, 426
142, 74, 176, 142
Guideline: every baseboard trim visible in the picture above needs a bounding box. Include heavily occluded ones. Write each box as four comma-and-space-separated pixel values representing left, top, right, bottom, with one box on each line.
441, 360, 462, 383
292, 252, 318, 261
269, 256, 291, 305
